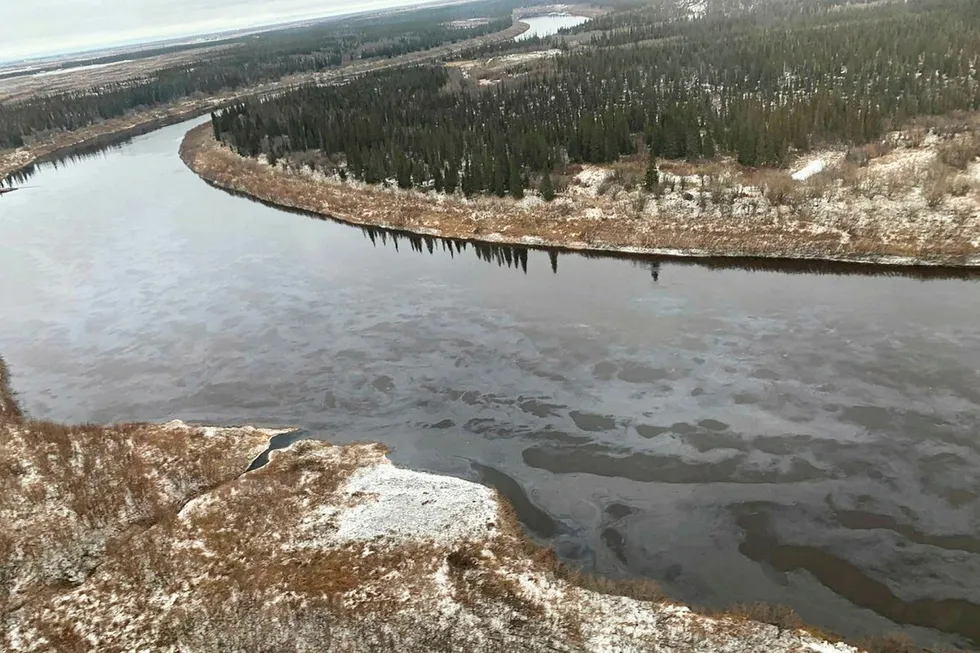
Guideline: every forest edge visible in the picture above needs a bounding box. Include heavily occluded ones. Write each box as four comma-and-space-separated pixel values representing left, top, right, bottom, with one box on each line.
179, 123, 980, 268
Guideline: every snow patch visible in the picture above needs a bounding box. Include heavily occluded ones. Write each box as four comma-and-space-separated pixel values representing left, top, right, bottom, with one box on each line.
331, 462, 497, 545
792, 159, 826, 181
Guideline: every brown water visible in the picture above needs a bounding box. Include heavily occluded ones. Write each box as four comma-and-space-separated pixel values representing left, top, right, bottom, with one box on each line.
1, 119, 979, 650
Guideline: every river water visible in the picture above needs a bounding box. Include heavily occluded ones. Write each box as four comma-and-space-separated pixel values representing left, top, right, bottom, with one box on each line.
1, 120, 979, 650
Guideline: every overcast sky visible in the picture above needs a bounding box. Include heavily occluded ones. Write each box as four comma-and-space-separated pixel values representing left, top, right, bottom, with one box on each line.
0, 0, 443, 62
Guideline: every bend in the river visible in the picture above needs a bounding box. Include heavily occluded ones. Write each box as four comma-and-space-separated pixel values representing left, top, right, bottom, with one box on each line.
2, 119, 979, 651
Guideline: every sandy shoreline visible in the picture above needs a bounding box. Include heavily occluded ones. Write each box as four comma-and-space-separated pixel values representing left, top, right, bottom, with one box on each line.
179, 124, 980, 268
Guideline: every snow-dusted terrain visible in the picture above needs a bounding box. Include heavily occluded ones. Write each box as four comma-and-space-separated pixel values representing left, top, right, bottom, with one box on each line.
1, 356, 864, 653
184, 123, 980, 267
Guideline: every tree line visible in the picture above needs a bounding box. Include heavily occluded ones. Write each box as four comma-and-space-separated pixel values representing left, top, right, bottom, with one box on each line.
212, 0, 980, 199
0, 0, 536, 149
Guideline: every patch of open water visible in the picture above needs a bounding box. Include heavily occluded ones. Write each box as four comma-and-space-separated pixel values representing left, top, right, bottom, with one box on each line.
516, 14, 589, 41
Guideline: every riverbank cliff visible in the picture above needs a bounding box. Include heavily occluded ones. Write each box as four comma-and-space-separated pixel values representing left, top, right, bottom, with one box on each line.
0, 357, 869, 652
180, 123, 980, 267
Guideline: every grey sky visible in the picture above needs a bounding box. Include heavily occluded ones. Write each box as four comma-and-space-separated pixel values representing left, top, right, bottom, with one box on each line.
0, 0, 442, 62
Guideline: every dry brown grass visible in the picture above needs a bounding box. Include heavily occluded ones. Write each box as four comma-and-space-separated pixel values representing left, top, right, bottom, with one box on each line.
747, 170, 797, 206
906, 111, 980, 137
924, 160, 956, 208
938, 134, 980, 170
847, 141, 896, 166
724, 602, 806, 631
610, 161, 644, 191
0, 409, 270, 614
182, 124, 979, 290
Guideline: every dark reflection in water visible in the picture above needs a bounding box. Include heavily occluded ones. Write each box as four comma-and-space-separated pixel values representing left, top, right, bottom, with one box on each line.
471, 462, 558, 538
2, 118, 980, 651
356, 224, 980, 282
831, 503, 980, 556
360, 225, 531, 274
736, 508, 980, 647
2, 138, 133, 189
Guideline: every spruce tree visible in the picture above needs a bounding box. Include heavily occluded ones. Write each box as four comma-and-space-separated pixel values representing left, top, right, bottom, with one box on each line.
540, 173, 556, 201
509, 156, 524, 199
644, 150, 660, 193
445, 162, 459, 194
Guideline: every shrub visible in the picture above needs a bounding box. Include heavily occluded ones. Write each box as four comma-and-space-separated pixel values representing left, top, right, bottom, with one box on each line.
727, 602, 805, 631
752, 171, 796, 206
938, 135, 980, 170
924, 160, 955, 208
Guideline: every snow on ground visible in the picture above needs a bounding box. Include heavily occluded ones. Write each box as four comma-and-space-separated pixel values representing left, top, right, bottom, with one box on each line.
5, 429, 869, 653
331, 462, 497, 544
792, 158, 827, 181
32, 60, 133, 78
495, 49, 562, 65
572, 165, 613, 196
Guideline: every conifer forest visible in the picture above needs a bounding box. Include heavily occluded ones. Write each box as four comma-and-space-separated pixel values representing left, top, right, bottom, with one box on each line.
209, 0, 980, 199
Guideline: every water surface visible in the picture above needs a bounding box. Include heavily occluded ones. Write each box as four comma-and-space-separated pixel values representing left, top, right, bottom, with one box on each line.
1, 121, 979, 650
516, 14, 589, 40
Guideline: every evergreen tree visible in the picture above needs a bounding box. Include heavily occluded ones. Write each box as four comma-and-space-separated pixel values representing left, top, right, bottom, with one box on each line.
644, 150, 660, 193
445, 161, 459, 194
509, 156, 524, 199
540, 173, 556, 201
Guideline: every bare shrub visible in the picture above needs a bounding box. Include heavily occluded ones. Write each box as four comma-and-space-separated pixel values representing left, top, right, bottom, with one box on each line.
632, 193, 648, 217
948, 177, 973, 197
800, 172, 833, 200
708, 176, 726, 204
727, 602, 805, 631
924, 160, 955, 208
906, 128, 927, 149
753, 171, 796, 206
596, 177, 617, 196
846, 147, 872, 167
553, 175, 572, 194
611, 164, 643, 191
831, 160, 862, 189
938, 134, 980, 170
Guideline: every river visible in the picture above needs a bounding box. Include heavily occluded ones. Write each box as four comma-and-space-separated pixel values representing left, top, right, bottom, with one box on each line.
1, 120, 979, 650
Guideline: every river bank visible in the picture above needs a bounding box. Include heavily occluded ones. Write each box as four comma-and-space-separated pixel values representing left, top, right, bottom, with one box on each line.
0, 22, 532, 184
0, 359, 863, 653
180, 124, 980, 267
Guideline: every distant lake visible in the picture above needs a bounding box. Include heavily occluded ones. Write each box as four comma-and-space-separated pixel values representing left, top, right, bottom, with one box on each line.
516, 14, 589, 40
